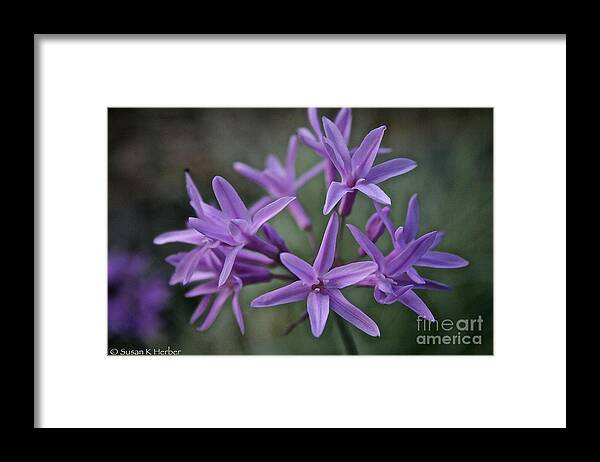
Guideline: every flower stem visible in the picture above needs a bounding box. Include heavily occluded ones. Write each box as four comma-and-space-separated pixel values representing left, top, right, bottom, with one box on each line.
335, 315, 358, 355
282, 312, 308, 336
335, 215, 347, 263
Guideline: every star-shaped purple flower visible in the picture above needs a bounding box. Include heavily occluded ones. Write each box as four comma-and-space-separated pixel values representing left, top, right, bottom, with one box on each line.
298, 108, 353, 185
251, 213, 380, 337
320, 117, 417, 216
166, 248, 272, 334
187, 175, 296, 286
298, 108, 393, 186
347, 194, 469, 321
234, 135, 323, 231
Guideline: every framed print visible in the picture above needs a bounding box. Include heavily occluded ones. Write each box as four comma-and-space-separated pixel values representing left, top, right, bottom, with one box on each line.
108, 107, 492, 356
35, 35, 565, 428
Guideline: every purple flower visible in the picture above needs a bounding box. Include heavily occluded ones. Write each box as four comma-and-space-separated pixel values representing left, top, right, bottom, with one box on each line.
166, 249, 272, 335
347, 194, 469, 321
298, 108, 393, 185
376, 194, 470, 271
320, 117, 417, 216
251, 214, 380, 338
234, 135, 323, 230
186, 175, 296, 286
108, 252, 169, 340
298, 108, 353, 184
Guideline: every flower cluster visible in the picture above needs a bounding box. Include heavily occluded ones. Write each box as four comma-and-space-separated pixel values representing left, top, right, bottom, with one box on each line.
155, 108, 468, 339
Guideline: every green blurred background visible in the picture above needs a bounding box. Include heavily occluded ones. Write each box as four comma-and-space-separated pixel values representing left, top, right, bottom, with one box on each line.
108, 108, 493, 355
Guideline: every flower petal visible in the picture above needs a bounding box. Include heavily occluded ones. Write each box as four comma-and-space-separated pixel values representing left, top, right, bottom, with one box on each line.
212, 176, 249, 220
231, 291, 245, 335
218, 245, 243, 287
324, 261, 378, 289
406, 267, 425, 284
185, 280, 220, 298
307, 108, 322, 138
261, 223, 288, 252
352, 125, 386, 179
346, 224, 384, 267
374, 283, 413, 305
185, 171, 205, 217
307, 292, 330, 337
313, 213, 339, 275
248, 196, 272, 215
398, 290, 435, 321
417, 251, 469, 268
298, 128, 326, 156
322, 116, 351, 173
322, 138, 350, 180
294, 161, 325, 190
190, 296, 211, 324
328, 289, 380, 337
245, 234, 279, 259
287, 199, 312, 231
197, 289, 232, 331
355, 182, 391, 205
323, 182, 350, 215
233, 162, 270, 190
365, 206, 390, 242
251, 281, 309, 308
393, 227, 405, 248
334, 107, 352, 143
153, 229, 205, 245
188, 217, 237, 246
374, 202, 396, 239
286, 135, 298, 181
265, 154, 286, 176
432, 231, 445, 249
414, 278, 451, 292
250, 196, 296, 234
237, 248, 274, 266
280, 253, 317, 284
365, 158, 417, 184
172, 247, 209, 285
403, 193, 420, 243
386, 231, 438, 276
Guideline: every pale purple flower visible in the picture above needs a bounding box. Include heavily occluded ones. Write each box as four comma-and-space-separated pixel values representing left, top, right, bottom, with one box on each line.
298, 108, 393, 185
166, 249, 272, 334
251, 214, 380, 338
154, 172, 274, 291
298, 108, 353, 184
108, 252, 169, 340
347, 194, 469, 321
374, 194, 470, 271
186, 175, 296, 286
320, 117, 417, 216
234, 135, 323, 230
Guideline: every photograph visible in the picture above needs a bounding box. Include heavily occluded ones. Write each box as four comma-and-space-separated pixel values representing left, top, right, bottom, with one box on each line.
108, 107, 493, 355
